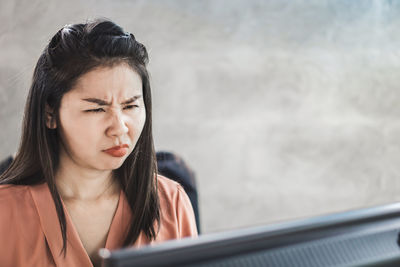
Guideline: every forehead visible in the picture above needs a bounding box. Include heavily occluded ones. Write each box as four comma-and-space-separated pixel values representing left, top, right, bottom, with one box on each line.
69, 63, 143, 99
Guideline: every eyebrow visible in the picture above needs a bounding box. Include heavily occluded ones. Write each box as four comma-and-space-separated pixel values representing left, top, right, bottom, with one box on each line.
82, 95, 142, 106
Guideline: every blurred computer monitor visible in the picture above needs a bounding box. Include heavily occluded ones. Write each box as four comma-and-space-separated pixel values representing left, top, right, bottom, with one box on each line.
101, 203, 400, 267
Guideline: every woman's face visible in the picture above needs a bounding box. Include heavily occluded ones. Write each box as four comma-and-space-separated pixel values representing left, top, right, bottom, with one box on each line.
55, 63, 146, 172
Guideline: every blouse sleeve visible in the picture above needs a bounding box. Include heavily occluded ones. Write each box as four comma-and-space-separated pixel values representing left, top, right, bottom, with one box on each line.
176, 185, 198, 238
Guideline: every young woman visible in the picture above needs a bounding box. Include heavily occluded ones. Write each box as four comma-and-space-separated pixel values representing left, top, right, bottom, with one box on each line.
0, 19, 197, 267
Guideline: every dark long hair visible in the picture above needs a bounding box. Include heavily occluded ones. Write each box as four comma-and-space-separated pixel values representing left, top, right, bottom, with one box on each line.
0, 19, 160, 254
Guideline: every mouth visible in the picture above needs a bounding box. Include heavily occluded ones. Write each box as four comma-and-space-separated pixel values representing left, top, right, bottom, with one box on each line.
103, 144, 129, 157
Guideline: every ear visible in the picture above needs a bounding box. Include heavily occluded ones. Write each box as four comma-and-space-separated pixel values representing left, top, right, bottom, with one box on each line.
45, 104, 57, 129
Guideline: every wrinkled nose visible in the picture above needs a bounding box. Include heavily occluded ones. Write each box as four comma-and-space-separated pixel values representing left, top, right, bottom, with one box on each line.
106, 111, 128, 139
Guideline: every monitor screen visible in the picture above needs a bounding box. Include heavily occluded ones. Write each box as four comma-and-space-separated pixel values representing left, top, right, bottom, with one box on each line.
101, 203, 400, 267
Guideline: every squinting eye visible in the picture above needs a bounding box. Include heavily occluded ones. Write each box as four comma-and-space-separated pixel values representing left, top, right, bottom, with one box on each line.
123, 105, 139, 110
85, 108, 105, 113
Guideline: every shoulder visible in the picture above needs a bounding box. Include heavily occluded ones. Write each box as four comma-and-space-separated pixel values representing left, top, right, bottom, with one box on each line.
0, 184, 43, 226
0, 184, 37, 229
0, 184, 40, 221
0, 184, 31, 203
157, 174, 185, 199
0, 184, 46, 264
157, 175, 192, 209
156, 175, 198, 239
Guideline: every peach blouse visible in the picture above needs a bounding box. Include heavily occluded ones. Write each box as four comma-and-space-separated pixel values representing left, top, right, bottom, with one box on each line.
0, 175, 197, 266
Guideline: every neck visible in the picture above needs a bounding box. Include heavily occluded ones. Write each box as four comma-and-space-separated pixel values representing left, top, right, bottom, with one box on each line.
55, 154, 120, 202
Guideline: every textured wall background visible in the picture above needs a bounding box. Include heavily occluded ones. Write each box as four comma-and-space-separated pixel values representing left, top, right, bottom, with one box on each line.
1, 0, 400, 233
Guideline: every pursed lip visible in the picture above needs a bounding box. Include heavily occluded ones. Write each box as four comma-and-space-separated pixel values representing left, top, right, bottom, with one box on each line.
103, 144, 129, 157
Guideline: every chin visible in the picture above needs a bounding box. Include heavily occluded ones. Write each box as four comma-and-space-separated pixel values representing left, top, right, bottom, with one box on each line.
95, 151, 133, 171
97, 158, 127, 170
105, 162, 125, 170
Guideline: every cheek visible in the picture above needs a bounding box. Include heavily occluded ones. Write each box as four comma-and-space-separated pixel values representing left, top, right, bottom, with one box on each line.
59, 114, 102, 152
127, 112, 146, 143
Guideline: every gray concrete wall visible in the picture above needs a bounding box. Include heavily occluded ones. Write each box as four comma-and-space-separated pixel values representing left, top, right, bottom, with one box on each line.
1, 0, 400, 233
